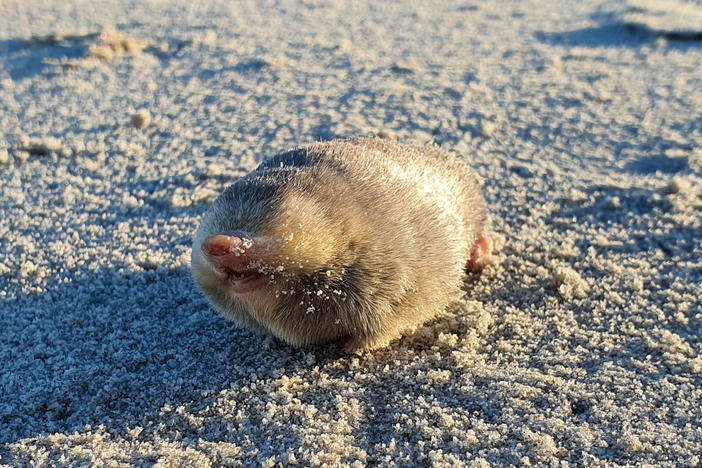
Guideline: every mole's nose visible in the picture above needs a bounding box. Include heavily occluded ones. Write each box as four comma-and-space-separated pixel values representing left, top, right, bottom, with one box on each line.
201, 231, 257, 269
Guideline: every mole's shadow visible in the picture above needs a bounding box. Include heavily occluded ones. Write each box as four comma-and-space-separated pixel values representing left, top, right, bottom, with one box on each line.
0, 265, 299, 446
0, 262, 496, 462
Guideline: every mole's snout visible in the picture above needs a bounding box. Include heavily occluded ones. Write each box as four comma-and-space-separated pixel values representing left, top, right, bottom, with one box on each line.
201, 231, 257, 271
201, 231, 268, 293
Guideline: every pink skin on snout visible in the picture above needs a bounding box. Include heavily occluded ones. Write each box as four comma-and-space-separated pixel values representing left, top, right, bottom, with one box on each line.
201, 231, 270, 294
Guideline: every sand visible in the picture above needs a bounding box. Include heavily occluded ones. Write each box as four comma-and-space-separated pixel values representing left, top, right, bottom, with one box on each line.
1, 0, 700, 466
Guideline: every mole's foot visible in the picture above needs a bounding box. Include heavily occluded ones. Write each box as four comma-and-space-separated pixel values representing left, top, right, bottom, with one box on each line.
467, 235, 492, 272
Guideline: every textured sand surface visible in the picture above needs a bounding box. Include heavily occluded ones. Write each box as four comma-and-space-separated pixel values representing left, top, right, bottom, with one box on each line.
1, 0, 701, 466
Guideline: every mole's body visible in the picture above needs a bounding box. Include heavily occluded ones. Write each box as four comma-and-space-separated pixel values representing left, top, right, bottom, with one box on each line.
191, 137, 491, 352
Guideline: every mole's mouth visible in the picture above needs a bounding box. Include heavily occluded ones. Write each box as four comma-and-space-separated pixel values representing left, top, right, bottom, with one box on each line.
225, 268, 268, 293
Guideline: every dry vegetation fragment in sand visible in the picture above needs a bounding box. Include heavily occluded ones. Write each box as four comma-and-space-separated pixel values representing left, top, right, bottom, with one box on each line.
86, 29, 150, 61
24, 28, 155, 70
23, 27, 219, 72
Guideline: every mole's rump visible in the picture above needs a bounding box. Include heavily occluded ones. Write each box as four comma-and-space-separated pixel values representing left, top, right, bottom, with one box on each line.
191, 137, 491, 352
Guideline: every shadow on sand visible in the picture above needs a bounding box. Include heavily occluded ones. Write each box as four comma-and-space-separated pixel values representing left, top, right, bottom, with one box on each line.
0, 265, 280, 445
536, 17, 702, 49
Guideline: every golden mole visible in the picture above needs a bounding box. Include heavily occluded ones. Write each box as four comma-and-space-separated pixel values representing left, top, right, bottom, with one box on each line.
191, 137, 491, 352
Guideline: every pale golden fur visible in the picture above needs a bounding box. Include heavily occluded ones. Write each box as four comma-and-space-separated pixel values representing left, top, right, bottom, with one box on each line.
191, 137, 490, 351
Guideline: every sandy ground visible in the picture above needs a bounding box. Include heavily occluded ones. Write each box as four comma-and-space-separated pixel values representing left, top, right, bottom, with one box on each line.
1, 0, 701, 466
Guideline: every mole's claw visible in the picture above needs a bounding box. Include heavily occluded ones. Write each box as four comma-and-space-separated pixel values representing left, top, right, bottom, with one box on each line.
467, 235, 492, 272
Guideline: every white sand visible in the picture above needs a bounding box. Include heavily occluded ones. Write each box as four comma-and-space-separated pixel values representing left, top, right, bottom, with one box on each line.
1, 0, 701, 466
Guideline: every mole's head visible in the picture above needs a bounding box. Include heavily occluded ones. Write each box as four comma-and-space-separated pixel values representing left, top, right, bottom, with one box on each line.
191, 174, 356, 328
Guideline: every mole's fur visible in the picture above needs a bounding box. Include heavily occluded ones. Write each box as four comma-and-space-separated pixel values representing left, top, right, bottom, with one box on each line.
191, 137, 491, 352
